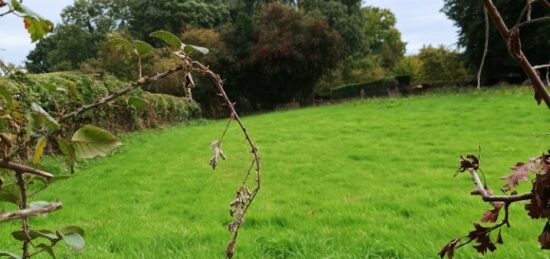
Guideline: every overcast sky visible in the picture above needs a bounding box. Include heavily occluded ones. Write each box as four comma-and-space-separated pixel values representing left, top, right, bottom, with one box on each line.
0, 0, 459, 65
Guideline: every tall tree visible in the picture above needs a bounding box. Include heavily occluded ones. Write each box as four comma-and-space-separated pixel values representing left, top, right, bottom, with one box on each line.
26, 0, 130, 72
127, 0, 229, 39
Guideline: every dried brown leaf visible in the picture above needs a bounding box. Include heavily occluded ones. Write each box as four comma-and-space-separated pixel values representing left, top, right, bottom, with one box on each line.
500, 162, 532, 192
540, 222, 550, 249
438, 238, 459, 259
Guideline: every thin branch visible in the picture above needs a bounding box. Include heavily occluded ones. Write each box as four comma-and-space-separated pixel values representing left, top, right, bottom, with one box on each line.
468, 169, 532, 202
482, 0, 550, 108
0, 161, 54, 179
184, 54, 261, 259
0, 202, 62, 222
534, 64, 550, 70
59, 63, 188, 123
514, 16, 550, 30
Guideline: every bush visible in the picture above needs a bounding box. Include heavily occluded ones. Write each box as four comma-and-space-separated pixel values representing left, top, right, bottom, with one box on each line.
1, 72, 200, 132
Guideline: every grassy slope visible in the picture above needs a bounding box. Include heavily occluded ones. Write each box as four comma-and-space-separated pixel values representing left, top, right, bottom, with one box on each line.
1, 86, 549, 258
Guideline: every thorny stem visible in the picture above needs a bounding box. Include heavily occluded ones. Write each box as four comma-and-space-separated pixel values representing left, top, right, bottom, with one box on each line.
187, 56, 261, 258
482, 0, 550, 109
16, 171, 30, 259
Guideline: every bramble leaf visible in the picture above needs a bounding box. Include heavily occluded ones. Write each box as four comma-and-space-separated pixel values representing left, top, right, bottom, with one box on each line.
56, 138, 75, 172
58, 226, 85, 251
150, 30, 181, 49
127, 96, 148, 110
133, 40, 154, 57
71, 125, 121, 159
32, 136, 47, 163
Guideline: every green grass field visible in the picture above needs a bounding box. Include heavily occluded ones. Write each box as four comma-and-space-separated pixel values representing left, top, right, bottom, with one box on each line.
1, 86, 550, 258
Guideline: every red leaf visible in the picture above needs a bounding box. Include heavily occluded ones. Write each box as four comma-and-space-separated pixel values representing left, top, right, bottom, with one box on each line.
438, 238, 459, 259
480, 203, 503, 223
540, 222, 550, 249
500, 162, 534, 192
525, 197, 543, 219
468, 223, 497, 255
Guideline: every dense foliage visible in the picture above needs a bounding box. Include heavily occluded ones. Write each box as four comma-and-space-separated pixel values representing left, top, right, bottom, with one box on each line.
25, 0, 407, 115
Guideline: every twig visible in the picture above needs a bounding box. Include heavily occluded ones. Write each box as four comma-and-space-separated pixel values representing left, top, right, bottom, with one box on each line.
15, 171, 30, 259
186, 55, 261, 259
477, 6, 490, 89
534, 64, 550, 70
0, 202, 63, 222
59, 63, 189, 122
0, 161, 54, 179
482, 0, 550, 108
468, 168, 532, 202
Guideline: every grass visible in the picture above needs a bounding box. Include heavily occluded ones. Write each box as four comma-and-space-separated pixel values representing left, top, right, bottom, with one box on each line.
1, 86, 550, 258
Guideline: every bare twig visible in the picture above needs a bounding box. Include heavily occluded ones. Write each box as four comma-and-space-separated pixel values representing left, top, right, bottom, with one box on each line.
477, 6, 490, 89
469, 168, 533, 202
0, 202, 62, 222
0, 161, 54, 179
182, 54, 261, 258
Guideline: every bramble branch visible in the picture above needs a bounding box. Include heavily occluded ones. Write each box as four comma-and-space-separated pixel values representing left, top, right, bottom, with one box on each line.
59, 63, 189, 122
0, 161, 54, 179
0, 202, 63, 222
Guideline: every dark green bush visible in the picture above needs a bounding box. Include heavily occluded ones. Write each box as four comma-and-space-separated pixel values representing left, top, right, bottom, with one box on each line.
330, 76, 410, 100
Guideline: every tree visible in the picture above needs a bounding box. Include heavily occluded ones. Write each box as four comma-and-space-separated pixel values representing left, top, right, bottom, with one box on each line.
442, 0, 550, 84
127, 0, 229, 39
415, 45, 470, 82
25, 0, 131, 73
362, 6, 406, 69
221, 3, 343, 109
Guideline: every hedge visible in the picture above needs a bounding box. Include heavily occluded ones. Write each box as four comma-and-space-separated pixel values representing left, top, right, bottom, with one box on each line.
0, 72, 200, 132
330, 76, 411, 100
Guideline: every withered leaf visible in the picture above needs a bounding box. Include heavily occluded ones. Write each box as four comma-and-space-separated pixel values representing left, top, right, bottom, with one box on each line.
481, 203, 503, 223
500, 162, 534, 192
468, 223, 497, 255
525, 196, 543, 219
438, 238, 459, 259
540, 222, 550, 249
496, 229, 503, 244
456, 155, 480, 175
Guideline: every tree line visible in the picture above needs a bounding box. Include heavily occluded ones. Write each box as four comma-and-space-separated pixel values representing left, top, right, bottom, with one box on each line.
23, 0, 549, 116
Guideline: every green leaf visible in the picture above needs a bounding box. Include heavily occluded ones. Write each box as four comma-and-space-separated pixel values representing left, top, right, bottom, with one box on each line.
32, 136, 48, 163
71, 125, 122, 159
127, 96, 148, 110
9, 1, 53, 42
31, 103, 60, 131
105, 38, 133, 50
132, 40, 154, 57
0, 251, 21, 259
182, 44, 209, 55
23, 16, 54, 43
150, 30, 182, 49
36, 244, 56, 258
58, 226, 85, 251
12, 229, 58, 241
0, 85, 13, 104
0, 184, 19, 205
56, 138, 75, 173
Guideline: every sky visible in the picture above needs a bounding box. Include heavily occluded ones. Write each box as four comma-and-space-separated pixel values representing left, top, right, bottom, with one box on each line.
0, 0, 459, 65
